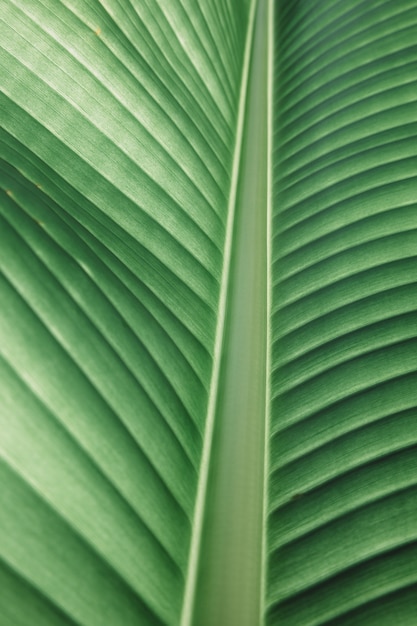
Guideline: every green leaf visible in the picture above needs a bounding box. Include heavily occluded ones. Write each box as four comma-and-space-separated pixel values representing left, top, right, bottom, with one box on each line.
0, 0, 250, 622
268, 1, 417, 624
2, 0, 417, 624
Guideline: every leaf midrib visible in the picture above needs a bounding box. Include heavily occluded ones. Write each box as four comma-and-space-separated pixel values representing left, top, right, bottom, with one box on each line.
185, 0, 271, 622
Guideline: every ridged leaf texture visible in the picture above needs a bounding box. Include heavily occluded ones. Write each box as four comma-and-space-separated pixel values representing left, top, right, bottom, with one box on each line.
0, 0, 249, 623
2, 0, 417, 625
269, 1, 417, 624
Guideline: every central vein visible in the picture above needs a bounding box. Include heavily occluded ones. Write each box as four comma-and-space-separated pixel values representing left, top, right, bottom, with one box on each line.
191, 0, 269, 622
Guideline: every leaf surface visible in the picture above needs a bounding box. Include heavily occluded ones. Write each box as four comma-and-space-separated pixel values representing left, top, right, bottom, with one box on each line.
0, 0, 249, 623
268, 2, 417, 624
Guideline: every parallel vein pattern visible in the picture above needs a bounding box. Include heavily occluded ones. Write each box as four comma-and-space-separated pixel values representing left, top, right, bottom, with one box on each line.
269, 1, 417, 624
0, 1, 249, 624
